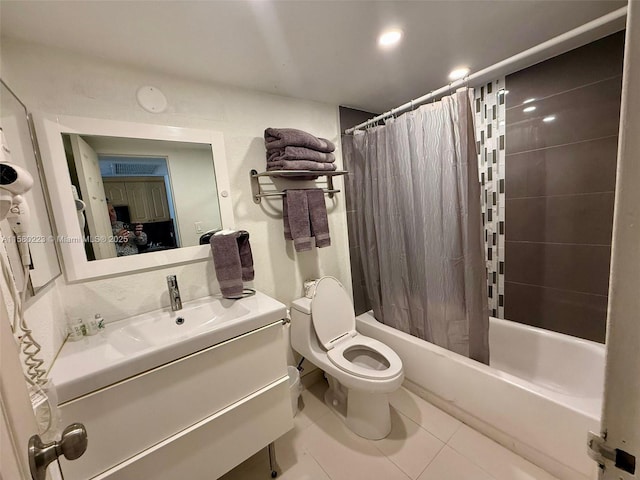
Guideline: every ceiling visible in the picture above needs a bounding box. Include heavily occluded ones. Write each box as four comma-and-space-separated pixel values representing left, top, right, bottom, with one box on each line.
0, 1, 626, 113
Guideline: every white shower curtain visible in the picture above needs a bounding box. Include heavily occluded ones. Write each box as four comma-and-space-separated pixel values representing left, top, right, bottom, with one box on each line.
343, 88, 489, 363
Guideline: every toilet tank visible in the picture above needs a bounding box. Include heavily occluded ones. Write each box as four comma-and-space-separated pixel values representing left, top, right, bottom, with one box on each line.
290, 297, 313, 354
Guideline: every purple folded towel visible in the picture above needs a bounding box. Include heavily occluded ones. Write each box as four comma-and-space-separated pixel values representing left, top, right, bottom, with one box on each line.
267, 146, 336, 164
210, 230, 254, 298
283, 189, 330, 251
267, 160, 337, 171
265, 128, 335, 153
286, 190, 312, 252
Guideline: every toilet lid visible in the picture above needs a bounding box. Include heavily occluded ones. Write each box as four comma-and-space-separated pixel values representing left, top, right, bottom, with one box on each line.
311, 277, 356, 350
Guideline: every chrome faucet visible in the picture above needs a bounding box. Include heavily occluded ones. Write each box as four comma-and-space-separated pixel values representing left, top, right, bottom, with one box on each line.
167, 275, 182, 311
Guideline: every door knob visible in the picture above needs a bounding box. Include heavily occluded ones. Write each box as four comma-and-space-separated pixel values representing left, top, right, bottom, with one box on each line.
29, 423, 88, 480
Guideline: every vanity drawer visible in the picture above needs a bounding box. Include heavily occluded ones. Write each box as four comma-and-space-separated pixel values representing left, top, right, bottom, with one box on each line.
58, 321, 288, 480
94, 378, 292, 480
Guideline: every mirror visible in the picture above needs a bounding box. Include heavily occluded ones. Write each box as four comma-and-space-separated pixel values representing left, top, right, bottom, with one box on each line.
34, 115, 234, 282
62, 134, 222, 261
0, 80, 61, 293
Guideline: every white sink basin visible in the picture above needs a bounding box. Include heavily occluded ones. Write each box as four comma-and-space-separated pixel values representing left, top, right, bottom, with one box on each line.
110, 300, 251, 351
51, 291, 286, 403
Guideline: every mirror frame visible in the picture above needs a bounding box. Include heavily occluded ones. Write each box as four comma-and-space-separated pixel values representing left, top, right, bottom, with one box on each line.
0, 80, 62, 294
34, 114, 234, 282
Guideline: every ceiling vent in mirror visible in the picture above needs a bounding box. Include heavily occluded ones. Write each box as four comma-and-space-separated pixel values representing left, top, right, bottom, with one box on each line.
114, 163, 159, 175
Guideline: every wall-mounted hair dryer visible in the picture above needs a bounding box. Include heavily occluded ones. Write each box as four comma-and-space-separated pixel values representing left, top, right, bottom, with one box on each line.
1, 162, 34, 220
1, 162, 34, 265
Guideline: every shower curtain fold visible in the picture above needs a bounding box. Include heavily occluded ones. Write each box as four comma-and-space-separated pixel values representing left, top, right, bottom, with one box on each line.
343, 88, 489, 364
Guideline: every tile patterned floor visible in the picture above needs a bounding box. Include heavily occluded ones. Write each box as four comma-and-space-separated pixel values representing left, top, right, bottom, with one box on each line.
219, 380, 559, 480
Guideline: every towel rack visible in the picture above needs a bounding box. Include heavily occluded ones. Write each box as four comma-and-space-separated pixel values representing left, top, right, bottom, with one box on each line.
250, 169, 348, 204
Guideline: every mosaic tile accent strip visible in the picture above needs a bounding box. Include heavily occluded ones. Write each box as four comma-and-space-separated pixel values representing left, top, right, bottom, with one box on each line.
474, 79, 506, 319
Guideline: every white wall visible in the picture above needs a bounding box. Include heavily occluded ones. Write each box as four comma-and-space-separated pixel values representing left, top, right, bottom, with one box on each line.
1, 38, 352, 371
167, 145, 221, 246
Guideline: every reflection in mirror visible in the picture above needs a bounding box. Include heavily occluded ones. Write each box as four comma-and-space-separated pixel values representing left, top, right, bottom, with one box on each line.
62, 134, 222, 261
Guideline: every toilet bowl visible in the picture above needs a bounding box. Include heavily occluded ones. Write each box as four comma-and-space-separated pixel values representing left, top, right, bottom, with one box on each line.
290, 276, 404, 439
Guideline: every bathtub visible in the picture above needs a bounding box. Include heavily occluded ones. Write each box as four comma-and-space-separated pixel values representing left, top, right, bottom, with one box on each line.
356, 312, 606, 480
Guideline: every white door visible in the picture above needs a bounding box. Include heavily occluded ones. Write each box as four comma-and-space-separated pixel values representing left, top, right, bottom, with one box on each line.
125, 181, 151, 223
0, 304, 44, 479
146, 179, 171, 222
69, 135, 116, 260
591, 5, 640, 479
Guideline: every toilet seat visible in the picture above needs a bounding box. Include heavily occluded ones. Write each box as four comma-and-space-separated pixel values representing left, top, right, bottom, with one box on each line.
327, 335, 403, 380
311, 277, 402, 381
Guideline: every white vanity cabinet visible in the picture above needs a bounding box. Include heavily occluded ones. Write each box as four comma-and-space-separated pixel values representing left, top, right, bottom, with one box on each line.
56, 320, 293, 480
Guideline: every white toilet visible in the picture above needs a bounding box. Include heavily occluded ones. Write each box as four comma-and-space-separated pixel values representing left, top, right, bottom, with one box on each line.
290, 276, 404, 440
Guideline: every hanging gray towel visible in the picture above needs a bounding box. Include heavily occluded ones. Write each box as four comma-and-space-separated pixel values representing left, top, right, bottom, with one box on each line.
282, 197, 293, 240
210, 230, 254, 298
265, 127, 335, 153
237, 231, 254, 282
283, 189, 330, 251
307, 189, 331, 248
285, 190, 313, 252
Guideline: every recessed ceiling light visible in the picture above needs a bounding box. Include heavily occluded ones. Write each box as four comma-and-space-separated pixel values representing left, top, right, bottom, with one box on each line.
378, 29, 403, 48
523, 106, 536, 113
543, 115, 556, 122
523, 98, 536, 104
449, 67, 470, 81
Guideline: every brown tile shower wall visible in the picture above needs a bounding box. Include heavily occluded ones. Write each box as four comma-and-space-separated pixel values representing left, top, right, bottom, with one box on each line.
339, 106, 378, 315
504, 31, 624, 343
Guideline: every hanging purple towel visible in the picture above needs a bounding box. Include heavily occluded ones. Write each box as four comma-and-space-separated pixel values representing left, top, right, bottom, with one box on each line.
282, 196, 293, 240
283, 189, 330, 251
285, 190, 313, 252
307, 189, 331, 248
210, 230, 254, 298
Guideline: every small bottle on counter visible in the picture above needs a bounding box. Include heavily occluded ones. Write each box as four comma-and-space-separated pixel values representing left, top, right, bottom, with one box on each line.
67, 319, 85, 341
85, 315, 100, 335
94, 313, 106, 331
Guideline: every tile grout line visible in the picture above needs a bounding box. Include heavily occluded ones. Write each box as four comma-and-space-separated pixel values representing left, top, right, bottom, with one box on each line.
446, 424, 560, 480
505, 240, 611, 247
445, 426, 502, 480
371, 409, 446, 480
504, 280, 609, 298
506, 191, 615, 200
302, 415, 414, 480
504, 74, 623, 113
413, 438, 448, 480
301, 446, 334, 480
504, 134, 618, 156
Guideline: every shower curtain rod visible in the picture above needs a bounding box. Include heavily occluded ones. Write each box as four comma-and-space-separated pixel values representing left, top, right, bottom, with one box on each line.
345, 6, 627, 134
